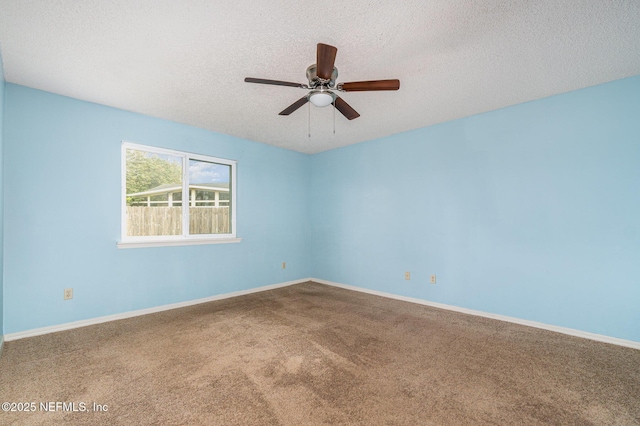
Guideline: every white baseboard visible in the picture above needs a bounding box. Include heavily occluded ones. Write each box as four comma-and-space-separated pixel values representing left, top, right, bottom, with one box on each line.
0, 335, 4, 357
6, 278, 638, 351
4, 278, 311, 342
313, 278, 640, 351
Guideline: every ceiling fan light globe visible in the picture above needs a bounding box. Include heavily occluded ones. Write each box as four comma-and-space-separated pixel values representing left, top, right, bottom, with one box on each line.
309, 92, 334, 108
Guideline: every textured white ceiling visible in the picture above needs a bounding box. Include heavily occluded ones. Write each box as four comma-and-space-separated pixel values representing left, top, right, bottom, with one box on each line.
0, 1, 639, 154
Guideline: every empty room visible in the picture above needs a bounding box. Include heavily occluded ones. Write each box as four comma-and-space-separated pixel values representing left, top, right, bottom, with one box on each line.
0, 1, 639, 425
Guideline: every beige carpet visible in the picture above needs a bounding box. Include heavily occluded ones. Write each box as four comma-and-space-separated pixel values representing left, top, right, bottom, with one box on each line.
1, 281, 639, 425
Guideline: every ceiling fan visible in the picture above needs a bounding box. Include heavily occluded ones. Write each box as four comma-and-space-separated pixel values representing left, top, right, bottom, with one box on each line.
245, 43, 400, 120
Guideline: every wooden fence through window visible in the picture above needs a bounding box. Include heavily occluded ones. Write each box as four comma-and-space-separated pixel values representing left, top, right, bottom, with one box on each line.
126, 206, 230, 236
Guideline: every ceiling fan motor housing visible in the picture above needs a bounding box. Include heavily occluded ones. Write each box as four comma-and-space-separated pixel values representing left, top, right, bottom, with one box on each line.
306, 64, 338, 88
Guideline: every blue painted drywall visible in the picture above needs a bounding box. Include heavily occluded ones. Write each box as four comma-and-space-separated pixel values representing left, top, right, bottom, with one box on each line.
310, 75, 640, 342
3, 84, 310, 334
0, 50, 5, 338
3, 76, 640, 343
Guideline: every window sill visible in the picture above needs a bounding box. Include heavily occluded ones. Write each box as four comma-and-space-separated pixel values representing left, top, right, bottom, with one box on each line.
117, 237, 242, 249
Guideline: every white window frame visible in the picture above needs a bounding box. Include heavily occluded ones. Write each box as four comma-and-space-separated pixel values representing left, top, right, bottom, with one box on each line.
117, 141, 241, 248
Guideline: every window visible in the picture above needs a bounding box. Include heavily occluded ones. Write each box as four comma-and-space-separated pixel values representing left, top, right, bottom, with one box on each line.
118, 142, 239, 248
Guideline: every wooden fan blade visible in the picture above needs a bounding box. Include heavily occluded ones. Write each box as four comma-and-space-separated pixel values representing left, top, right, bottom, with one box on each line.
316, 43, 337, 80
333, 96, 360, 120
245, 77, 305, 88
340, 79, 400, 92
279, 96, 309, 116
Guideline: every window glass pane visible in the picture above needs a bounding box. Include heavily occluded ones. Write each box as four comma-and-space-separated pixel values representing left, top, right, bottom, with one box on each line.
125, 148, 183, 236
188, 159, 231, 235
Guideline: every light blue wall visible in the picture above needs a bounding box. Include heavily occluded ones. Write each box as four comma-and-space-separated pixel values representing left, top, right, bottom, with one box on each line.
0, 50, 5, 339
310, 75, 640, 342
3, 76, 640, 343
3, 84, 310, 334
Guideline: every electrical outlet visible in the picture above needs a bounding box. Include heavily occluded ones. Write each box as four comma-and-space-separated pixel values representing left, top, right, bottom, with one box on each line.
64, 288, 73, 300
430, 275, 436, 284
405, 271, 411, 280
282, 262, 286, 269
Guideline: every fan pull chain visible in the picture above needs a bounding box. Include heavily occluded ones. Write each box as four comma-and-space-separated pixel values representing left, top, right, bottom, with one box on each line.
333, 99, 336, 134
308, 101, 311, 138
